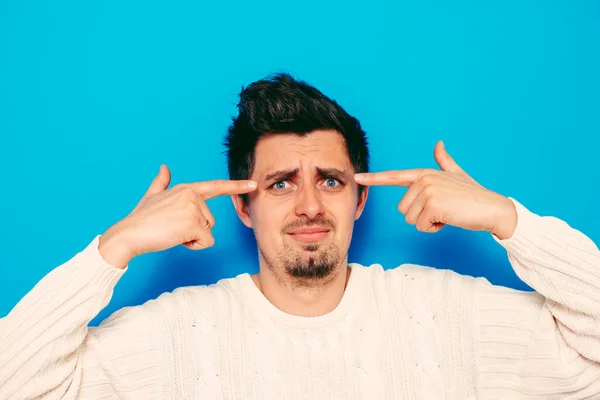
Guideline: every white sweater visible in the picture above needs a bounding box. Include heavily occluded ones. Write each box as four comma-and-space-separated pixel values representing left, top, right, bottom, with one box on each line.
1, 198, 599, 399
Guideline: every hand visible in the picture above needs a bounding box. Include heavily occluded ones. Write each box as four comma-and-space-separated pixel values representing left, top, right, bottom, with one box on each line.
354, 141, 517, 239
99, 165, 257, 269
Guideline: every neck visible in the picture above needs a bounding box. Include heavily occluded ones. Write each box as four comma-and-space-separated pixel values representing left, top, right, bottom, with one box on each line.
251, 264, 351, 317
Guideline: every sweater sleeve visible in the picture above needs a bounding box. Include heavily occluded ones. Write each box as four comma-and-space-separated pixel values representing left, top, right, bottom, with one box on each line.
0, 236, 175, 400
473, 198, 600, 398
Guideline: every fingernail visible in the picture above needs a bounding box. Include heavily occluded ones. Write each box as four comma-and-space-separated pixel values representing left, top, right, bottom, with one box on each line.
248, 181, 257, 188
354, 174, 364, 181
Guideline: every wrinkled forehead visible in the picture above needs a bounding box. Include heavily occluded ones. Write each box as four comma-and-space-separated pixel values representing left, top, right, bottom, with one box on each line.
251, 130, 354, 179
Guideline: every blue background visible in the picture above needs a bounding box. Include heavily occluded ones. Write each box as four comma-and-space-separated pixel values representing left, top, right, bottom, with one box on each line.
1, 0, 598, 326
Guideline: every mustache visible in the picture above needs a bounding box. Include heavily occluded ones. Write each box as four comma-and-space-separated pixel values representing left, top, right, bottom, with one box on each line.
282, 216, 336, 234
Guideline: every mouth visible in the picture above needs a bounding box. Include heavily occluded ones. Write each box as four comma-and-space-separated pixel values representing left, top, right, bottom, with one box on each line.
287, 227, 331, 243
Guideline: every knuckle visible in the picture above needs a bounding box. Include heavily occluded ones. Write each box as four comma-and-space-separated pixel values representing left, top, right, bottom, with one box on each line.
184, 202, 201, 219
420, 174, 436, 186
416, 216, 429, 232
397, 201, 407, 214
421, 185, 436, 198
392, 171, 407, 182
173, 183, 187, 193
203, 235, 215, 247
178, 186, 197, 202
426, 196, 440, 211
211, 180, 225, 192
185, 186, 199, 198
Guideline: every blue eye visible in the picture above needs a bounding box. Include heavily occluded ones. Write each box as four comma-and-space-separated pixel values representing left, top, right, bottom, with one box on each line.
324, 178, 340, 188
273, 181, 289, 190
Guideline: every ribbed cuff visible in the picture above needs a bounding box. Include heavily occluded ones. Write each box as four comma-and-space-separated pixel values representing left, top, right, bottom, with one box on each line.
76, 235, 128, 291
490, 197, 540, 256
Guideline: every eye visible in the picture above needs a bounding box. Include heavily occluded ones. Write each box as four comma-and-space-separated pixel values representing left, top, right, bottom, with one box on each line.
323, 178, 342, 188
272, 180, 290, 190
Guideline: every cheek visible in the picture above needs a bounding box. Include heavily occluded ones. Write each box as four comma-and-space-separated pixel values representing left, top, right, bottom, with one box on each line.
250, 201, 288, 240
328, 199, 359, 231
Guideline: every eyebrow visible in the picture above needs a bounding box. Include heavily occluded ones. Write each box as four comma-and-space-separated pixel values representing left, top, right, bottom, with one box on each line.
263, 167, 349, 183
264, 168, 299, 183
316, 167, 348, 181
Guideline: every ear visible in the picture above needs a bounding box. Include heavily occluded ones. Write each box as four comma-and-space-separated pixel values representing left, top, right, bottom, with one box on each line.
354, 186, 369, 220
231, 194, 253, 228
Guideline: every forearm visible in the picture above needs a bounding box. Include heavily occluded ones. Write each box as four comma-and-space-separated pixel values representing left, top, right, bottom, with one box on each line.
494, 198, 600, 360
0, 236, 125, 399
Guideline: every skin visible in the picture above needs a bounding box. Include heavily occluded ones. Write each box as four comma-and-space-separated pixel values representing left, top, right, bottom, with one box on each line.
231, 130, 368, 317
99, 170, 258, 268
231, 133, 517, 317
99, 131, 517, 319
354, 140, 517, 240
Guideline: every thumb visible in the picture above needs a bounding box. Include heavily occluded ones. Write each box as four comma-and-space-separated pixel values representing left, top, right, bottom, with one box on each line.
434, 141, 466, 175
144, 164, 171, 197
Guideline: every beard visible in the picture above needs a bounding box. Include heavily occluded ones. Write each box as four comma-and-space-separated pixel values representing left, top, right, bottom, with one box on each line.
258, 216, 344, 286
281, 239, 341, 279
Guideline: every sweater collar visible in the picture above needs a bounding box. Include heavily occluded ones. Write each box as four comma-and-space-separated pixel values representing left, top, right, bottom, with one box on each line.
237, 263, 366, 329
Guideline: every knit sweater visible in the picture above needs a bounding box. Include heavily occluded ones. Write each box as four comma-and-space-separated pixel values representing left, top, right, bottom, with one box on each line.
1, 198, 599, 400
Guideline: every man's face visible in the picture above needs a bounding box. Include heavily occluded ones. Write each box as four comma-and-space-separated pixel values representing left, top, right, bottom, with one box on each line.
233, 130, 368, 285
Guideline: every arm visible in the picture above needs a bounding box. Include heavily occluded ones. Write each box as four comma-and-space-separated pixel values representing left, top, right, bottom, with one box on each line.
0, 167, 256, 399
0, 236, 175, 399
474, 198, 600, 398
355, 142, 599, 397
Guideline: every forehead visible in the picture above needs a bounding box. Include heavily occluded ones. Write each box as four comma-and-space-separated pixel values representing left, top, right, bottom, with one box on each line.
252, 130, 352, 176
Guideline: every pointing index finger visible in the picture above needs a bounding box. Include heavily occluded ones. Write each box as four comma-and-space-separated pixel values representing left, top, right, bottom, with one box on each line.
354, 169, 424, 187
191, 179, 258, 199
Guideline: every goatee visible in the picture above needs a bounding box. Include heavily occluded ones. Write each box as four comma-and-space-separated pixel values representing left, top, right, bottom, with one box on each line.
260, 216, 343, 286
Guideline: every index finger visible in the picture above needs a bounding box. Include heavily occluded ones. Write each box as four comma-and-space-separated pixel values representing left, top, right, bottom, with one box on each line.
190, 179, 258, 199
354, 169, 425, 187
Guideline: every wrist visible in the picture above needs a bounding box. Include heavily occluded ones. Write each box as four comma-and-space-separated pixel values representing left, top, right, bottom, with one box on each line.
99, 225, 134, 269
491, 196, 518, 240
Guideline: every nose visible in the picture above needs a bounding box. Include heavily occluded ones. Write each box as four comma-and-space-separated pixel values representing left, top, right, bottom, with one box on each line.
294, 183, 325, 220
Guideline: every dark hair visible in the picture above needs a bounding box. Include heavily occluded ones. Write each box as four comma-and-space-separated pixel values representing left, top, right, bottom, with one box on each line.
224, 72, 369, 202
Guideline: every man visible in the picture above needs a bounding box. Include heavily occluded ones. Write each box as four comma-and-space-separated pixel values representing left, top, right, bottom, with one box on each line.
0, 73, 598, 399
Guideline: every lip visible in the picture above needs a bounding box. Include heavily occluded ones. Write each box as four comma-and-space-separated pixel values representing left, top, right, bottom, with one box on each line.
289, 227, 330, 235
287, 227, 331, 243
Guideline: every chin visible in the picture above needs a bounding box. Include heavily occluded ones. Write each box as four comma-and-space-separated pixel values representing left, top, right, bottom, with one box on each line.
298, 242, 320, 252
